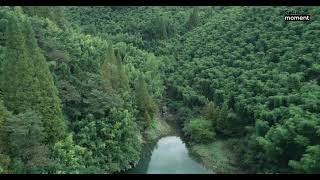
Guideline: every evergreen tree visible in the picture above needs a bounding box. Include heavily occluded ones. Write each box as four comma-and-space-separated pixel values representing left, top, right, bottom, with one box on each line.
216, 104, 229, 134
108, 109, 141, 171
187, 7, 200, 30
0, 99, 11, 141
101, 59, 115, 93
289, 145, 320, 173
2, 12, 65, 144
159, 16, 168, 39
1, 13, 35, 114
2, 111, 52, 173
183, 117, 216, 144
116, 51, 129, 91
0, 153, 10, 174
22, 6, 52, 18
22, 18, 66, 144
22, 6, 67, 29
227, 94, 236, 110
134, 74, 157, 129
101, 44, 129, 93
0, 99, 11, 129
51, 133, 87, 173
202, 101, 219, 128
0, 100, 11, 173
216, 104, 245, 137
101, 43, 119, 92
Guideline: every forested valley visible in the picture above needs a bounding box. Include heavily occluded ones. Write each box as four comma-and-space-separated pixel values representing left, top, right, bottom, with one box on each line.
0, 6, 320, 174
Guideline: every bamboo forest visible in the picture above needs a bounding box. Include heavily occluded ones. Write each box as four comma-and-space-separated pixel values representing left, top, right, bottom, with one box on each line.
0, 6, 320, 174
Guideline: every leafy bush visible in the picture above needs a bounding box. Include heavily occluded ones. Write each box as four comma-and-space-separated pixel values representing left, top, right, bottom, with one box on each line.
183, 117, 216, 144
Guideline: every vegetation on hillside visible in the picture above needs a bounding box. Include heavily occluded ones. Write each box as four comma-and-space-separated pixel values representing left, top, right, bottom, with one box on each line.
0, 6, 319, 174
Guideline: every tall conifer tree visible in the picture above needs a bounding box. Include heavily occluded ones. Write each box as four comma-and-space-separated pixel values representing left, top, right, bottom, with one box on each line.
0, 99, 11, 153
101, 44, 118, 92
2, 11, 65, 144
23, 18, 66, 143
134, 74, 157, 129
116, 51, 129, 91
1, 13, 35, 114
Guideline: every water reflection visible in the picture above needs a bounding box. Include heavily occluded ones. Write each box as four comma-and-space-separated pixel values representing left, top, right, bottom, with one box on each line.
126, 136, 212, 174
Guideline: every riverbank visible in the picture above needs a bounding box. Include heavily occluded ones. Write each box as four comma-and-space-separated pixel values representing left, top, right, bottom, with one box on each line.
189, 140, 241, 174
143, 116, 174, 143
160, 108, 240, 173
122, 117, 174, 174
130, 109, 241, 174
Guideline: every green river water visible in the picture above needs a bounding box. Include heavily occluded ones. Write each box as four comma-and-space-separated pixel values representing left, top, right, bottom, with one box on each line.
126, 136, 212, 174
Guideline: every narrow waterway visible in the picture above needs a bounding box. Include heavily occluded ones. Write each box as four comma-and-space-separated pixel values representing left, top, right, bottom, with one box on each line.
126, 136, 212, 174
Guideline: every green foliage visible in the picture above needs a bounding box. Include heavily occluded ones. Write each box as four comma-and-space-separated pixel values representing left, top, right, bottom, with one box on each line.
164, 6, 320, 173
0, 100, 11, 129
1, 11, 36, 114
23, 17, 66, 144
0, 100, 11, 172
2, 111, 52, 173
1, 10, 66, 144
144, 117, 173, 142
0, 100, 11, 174
0, 153, 10, 174
202, 101, 219, 128
190, 140, 239, 173
51, 133, 87, 174
73, 109, 141, 173
1, 6, 319, 174
183, 117, 216, 144
101, 43, 117, 91
101, 43, 129, 93
149, 14, 175, 40
22, 6, 67, 29
289, 145, 320, 173
134, 74, 158, 130
216, 104, 243, 137
256, 106, 320, 172
116, 51, 129, 91
255, 120, 270, 136
187, 8, 200, 30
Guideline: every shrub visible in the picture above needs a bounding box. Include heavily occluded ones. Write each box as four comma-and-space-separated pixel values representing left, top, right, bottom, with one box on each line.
183, 117, 216, 144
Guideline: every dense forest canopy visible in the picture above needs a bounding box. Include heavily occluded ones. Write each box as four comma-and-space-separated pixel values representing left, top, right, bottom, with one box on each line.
0, 6, 319, 174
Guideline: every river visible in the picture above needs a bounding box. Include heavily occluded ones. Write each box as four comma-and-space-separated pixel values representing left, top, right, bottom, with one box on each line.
125, 136, 212, 174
